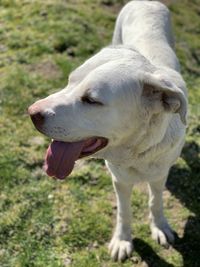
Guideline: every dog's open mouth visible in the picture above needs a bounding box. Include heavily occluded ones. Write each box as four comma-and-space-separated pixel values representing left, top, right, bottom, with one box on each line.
44, 137, 108, 180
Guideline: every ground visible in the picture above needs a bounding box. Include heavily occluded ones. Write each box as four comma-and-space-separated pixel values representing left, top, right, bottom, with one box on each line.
0, 0, 200, 266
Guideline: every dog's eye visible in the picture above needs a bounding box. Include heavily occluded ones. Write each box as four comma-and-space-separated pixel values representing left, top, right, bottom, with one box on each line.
81, 94, 103, 106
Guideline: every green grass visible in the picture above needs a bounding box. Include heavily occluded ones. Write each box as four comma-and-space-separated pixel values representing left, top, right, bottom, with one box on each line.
0, 0, 200, 266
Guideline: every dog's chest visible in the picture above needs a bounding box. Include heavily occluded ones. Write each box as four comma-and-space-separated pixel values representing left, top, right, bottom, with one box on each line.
106, 138, 184, 183
114, 159, 170, 183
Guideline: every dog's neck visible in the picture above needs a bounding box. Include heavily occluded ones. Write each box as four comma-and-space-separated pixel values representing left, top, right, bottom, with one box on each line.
130, 39, 180, 72
100, 113, 171, 166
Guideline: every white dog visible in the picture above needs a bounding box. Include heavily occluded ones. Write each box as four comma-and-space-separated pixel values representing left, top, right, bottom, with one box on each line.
28, 0, 188, 262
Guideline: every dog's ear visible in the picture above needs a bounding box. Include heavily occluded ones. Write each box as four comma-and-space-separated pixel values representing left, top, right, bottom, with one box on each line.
141, 72, 187, 125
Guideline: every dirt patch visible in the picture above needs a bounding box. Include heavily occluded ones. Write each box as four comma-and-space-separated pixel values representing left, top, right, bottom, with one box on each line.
160, 0, 178, 6
101, 0, 177, 15
27, 60, 61, 80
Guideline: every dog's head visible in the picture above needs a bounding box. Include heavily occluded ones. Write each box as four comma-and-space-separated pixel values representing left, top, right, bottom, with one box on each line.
28, 47, 187, 179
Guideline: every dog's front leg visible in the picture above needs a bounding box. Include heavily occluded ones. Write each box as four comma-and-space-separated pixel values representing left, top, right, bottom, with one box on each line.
109, 179, 133, 261
148, 178, 175, 248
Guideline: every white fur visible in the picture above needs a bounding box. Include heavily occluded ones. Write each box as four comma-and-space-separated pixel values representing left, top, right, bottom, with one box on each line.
30, 1, 188, 262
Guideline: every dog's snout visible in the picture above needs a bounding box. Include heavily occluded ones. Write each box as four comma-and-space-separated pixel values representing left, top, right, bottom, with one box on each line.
28, 104, 45, 129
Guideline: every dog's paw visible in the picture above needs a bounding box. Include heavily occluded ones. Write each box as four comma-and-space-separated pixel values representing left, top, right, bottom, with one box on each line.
108, 236, 133, 262
151, 223, 175, 248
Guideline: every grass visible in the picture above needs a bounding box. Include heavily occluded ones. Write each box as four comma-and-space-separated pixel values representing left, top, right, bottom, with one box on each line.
0, 0, 199, 266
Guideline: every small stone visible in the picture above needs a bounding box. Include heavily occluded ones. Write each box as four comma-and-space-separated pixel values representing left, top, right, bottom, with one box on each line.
141, 261, 149, 267
93, 241, 99, 248
0, 45, 7, 52
63, 257, 71, 266
48, 194, 54, 199
131, 256, 139, 264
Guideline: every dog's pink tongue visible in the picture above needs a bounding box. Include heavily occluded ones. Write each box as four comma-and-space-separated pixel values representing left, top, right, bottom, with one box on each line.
44, 140, 85, 179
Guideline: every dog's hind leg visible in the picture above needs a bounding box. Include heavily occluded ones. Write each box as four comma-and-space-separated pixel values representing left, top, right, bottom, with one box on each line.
109, 180, 134, 261
148, 178, 175, 248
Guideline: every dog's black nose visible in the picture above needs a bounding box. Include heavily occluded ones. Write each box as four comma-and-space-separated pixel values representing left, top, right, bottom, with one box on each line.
28, 105, 45, 129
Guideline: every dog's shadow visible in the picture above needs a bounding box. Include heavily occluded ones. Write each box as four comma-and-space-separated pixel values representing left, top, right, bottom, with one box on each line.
134, 238, 174, 267
167, 140, 200, 267
134, 140, 200, 267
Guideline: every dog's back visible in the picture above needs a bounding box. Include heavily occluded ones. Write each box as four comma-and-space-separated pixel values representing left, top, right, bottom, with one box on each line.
112, 1, 180, 71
